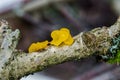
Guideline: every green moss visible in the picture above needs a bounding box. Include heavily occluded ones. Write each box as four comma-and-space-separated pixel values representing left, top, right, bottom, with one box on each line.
105, 34, 120, 64
108, 50, 120, 64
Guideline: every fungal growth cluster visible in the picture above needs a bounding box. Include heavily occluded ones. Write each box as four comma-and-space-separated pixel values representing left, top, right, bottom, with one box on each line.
28, 28, 74, 53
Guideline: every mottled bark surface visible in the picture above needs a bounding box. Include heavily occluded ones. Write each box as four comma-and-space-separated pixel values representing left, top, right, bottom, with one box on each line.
0, 18, 120, 80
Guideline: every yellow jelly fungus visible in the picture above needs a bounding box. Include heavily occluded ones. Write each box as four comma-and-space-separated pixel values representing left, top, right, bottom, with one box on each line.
60, 28, 70, 33
28, 28, 74, 53
50, 28, 74, 46
51, 29, 68, 46
64, 34, 74, 45
28, 40, 48, 53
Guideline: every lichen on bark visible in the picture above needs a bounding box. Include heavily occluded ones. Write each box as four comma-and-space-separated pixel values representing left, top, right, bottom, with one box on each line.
0, 17, 120, 79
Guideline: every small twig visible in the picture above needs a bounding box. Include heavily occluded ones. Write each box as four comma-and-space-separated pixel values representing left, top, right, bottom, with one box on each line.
0, 18, 120, 79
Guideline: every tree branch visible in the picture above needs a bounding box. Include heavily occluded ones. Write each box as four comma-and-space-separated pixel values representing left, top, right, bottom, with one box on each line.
0, 18, 120, 79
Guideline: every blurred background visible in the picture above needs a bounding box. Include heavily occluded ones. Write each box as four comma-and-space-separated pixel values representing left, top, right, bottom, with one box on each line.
0, 0, 120, 80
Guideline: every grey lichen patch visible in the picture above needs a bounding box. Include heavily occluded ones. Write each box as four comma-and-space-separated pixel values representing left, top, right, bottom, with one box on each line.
1, 29, 20, 50
0, 29, 20, 73
82, 32, 97, 49
0, 51, 24, 80
91, 27, 110, 43
109, 19, 120, 38
0, 20, 11, 46
0, 20, 10, 35
91, 27, 101, 33
90, 27, 111, 54
44, 55, 60, 65
0, 22, 21, 79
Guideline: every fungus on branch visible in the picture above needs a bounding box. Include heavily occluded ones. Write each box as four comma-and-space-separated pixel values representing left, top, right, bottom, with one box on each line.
0, 18, 120, 79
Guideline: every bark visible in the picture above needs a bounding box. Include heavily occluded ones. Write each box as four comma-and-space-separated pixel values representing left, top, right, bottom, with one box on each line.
0, 18, 120, 80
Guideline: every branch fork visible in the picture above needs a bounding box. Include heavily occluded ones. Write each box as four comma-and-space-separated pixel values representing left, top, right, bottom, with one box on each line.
0, 18, 120, 79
